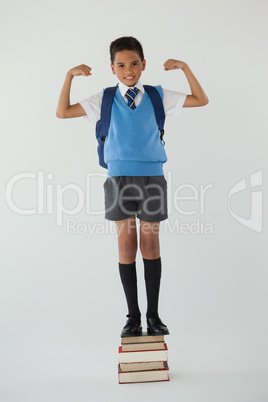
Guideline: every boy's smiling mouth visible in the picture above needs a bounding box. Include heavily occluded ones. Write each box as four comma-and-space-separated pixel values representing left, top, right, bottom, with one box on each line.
124, 76, 135, 80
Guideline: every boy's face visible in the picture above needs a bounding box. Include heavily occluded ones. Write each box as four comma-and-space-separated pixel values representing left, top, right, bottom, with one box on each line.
110, 50, 146, 87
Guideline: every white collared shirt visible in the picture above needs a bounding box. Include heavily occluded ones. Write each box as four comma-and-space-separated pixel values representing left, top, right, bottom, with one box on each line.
117, 79, 145, 107
79, 79, 187, 123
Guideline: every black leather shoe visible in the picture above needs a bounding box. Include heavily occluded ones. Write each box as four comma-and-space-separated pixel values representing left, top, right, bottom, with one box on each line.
121, 314, 142, 337
147, 311, 170, 335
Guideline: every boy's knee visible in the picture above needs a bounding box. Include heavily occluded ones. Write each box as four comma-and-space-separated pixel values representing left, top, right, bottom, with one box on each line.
118, 241, 138, 262
140, 241, 160, 260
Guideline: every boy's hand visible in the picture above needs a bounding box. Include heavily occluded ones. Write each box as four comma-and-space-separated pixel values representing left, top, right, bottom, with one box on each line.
68, 64, 92, 77
163, 59, 187, 71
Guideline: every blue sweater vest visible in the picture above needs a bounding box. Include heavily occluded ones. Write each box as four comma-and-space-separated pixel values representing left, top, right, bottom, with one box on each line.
103, 86, 168, 177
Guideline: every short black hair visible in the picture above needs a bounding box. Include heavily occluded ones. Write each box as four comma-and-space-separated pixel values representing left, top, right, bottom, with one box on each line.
110, 36, 144, 64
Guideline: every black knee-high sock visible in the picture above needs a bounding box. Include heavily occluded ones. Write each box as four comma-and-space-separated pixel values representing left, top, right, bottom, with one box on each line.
118, 261, 141, 321
143, 257, 162, 319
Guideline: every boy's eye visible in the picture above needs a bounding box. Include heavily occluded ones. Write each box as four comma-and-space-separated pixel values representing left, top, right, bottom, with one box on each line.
118, 63, 137, 68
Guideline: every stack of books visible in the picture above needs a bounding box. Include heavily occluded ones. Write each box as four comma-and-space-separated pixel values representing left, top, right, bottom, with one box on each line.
118, 332, 169, 384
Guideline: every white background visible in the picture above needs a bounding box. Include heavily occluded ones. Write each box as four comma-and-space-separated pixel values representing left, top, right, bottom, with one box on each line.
1, 0, 268, 401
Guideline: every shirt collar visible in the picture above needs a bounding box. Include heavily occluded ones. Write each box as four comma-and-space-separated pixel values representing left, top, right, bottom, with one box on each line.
118, 79, 144, 98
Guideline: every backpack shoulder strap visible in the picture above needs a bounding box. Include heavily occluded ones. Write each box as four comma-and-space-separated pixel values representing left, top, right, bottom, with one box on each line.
99, 84, 118, 137
143, 84, 165, 144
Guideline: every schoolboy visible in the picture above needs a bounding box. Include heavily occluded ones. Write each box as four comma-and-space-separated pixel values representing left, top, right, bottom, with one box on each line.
56, 36, 209, 337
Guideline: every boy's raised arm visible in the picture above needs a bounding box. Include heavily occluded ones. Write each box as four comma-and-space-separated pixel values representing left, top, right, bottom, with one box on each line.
163, 59, 209, 107
56, 64, 92, 119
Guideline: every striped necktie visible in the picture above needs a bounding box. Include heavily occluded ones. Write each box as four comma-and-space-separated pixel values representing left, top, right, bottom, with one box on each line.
125, 87, 139, 109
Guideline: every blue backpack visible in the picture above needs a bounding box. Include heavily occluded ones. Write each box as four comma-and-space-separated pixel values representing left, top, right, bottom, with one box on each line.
95, 84, 166, 169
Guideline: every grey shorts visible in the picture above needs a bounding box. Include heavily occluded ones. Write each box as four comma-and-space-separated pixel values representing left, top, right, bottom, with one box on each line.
103, 176, 168, 222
